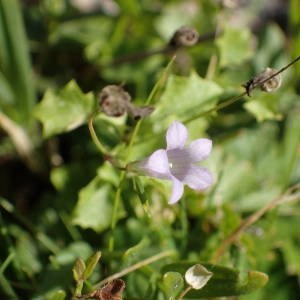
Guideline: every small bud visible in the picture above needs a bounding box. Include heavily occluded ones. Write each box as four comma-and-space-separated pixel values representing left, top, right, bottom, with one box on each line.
169, 26, 199, 47
242, 67, 282, 96
99, 85, 131, 117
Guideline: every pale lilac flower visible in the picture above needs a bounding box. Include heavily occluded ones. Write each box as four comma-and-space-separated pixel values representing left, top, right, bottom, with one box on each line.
136, 121, 213, 204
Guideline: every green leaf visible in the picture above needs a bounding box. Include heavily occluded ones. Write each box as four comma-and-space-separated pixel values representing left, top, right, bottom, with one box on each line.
279, 109, 300, 186
162, 262, 268, 297
43, 0, 66, 16
34, 80, 95, 137
83, 251, 101, 280
155, 4, 198, 40
253, 24, 286, 70
72, 181, 115, 232
162, 272, 184, 298
282, 239, 300, 276
49, 16, 112, 46
0, 272, 18, 299
122, 238, 150, 267
52, 242, 93, 266
152, 71, 223, 126
244, 93, 283, 122
47, 290, 66, 300
0, 70, 14, 104
216, 25, 254, 67
15, 232, 42, 276
96, 162, 120, 187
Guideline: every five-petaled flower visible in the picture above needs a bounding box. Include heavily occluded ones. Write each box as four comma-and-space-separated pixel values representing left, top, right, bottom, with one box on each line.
136, 121, 213, 204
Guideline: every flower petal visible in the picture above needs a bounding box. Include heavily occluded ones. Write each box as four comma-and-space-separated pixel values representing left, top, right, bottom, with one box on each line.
168, 176, 184, 204
187, 138, 212, 162
137, 149, 171, 179
166, 121, 188, 150
181, 165, 213, 190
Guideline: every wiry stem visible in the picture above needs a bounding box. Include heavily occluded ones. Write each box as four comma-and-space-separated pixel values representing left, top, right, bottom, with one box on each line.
185, 92, 247, 124
211, 183, 300, 263
94, 250, 175, 289
108, 30, 217, 67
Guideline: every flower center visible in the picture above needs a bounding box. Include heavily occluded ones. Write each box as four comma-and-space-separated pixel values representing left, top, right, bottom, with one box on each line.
167, 149, 191, 180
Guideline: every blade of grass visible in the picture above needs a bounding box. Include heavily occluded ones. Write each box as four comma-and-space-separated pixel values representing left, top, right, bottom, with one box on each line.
0, 273, 19, 300
0, 0, 35, 124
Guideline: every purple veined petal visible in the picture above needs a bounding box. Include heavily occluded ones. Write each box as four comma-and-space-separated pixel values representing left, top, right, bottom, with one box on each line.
187, 138, 212, 162
166, 121, 188, 150
168, 176, 184, 204
181, 165, 213, 190
137, 149, 171, 180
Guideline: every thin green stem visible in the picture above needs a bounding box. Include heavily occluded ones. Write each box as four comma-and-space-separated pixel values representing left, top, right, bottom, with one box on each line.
0, 273, 19, 300
88, 110, 110, 156
126, 56, 176, 162
108, 171, 125, 252
179, 197, 188, 254
0, 253, 15, 274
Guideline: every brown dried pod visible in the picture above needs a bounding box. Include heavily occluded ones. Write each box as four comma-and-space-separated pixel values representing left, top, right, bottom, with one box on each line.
169, 26, 199, 47
76, 279, 125, 300
100, 279, 125, 300
242, 67, 281, 96
99, 85, 154, 119
99, 85, 131, 117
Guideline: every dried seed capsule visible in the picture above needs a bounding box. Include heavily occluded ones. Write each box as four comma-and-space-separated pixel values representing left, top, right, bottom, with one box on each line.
259, 68, 282, 92
100, 279, 125, 300
242, 67, 281, 96
169, 26, 199, 47
98, 85, 154, 119
98, 85, 131, 117
75, 279, 125, 300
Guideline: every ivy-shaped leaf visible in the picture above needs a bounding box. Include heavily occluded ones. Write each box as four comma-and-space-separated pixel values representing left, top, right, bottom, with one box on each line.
34, 80, 95, 137
216, 25, 254, 67
152, 71, 223, 126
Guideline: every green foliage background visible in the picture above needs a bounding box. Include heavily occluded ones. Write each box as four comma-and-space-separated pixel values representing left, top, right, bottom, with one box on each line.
0, 0, 300, 299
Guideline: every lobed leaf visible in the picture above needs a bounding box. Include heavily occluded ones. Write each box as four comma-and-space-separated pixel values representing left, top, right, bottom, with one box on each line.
34, 80, 95, 137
